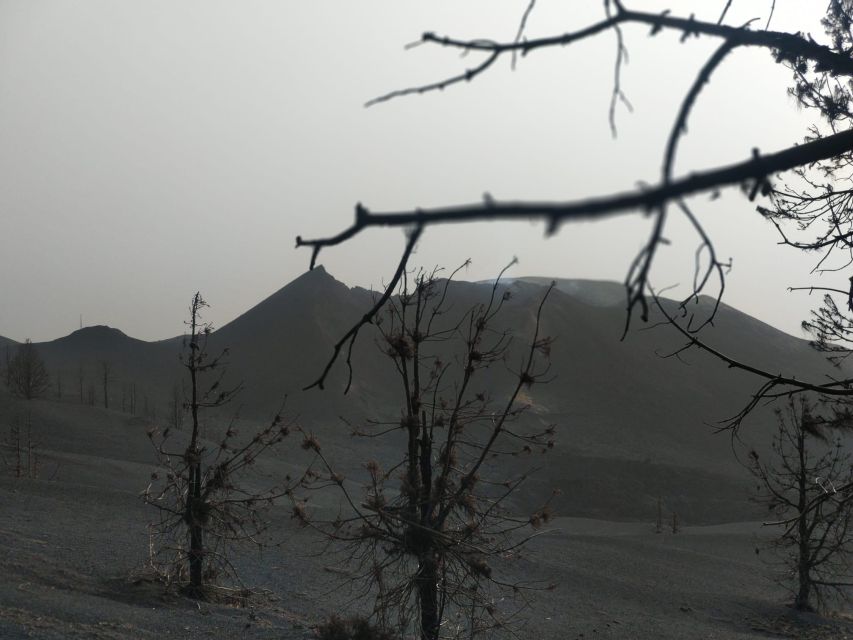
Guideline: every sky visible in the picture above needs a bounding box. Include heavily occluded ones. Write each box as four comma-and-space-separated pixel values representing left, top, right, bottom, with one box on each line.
0, 1, 835, 342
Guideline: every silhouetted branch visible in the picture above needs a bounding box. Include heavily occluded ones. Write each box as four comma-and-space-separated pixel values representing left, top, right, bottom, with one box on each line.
605, 1, 633, 137
653, 294, 853, 429
299, 129, 853, 334
765, 0, 776, 31
300, 131, 853, 249
511, 0, 537, 69
788, 286, 849, 296
678, 200, 730, 332
717, 1, 734, 25
663, 39, 737, 183
366, 6, 853, 108
365, 51, 501, 108
301, 225, 424, 392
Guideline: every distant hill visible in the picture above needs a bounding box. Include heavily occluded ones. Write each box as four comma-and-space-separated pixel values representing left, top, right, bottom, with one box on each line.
5, 267, 846, 524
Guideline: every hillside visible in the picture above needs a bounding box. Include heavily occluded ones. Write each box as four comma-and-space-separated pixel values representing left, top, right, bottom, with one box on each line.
1, 357, 850, 639
2, 268, 846, 524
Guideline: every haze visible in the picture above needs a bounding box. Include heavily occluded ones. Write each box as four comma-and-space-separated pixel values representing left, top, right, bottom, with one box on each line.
0, 1, 829, 342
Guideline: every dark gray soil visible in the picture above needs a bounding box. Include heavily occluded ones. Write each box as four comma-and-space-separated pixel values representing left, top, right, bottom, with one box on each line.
2, 397, 853, 639
3, 473, 853, 639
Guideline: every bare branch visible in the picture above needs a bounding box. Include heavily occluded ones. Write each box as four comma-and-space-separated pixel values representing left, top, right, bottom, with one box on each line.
301, 225, 424, 392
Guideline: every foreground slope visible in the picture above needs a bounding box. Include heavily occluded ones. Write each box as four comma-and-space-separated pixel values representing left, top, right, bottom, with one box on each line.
1, 389, 851, 639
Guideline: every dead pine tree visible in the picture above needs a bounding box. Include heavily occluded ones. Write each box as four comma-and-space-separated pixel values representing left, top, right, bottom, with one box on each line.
749, 397, 853, 612
6, 340, 50, 400
143, 292, 297, 599
296, 263, 558, 640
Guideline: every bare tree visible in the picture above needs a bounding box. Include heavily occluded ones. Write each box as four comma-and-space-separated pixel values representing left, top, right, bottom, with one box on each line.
6, 340, 50, 400
3, 415, 39, 479
167, 381, 184, 432
143, 292, 296, 598
100, 360, 112, 410
749, 398, 853, 611
77, 362, 84, 404
295, 265, 557, 640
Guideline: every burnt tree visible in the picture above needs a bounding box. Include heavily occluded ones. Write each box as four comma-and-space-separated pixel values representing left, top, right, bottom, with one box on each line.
750, 398, 853, 611
6, 340, 50, 400
100, 360, 112, 410
295, 264, 557, 639
143, 292, 296, 598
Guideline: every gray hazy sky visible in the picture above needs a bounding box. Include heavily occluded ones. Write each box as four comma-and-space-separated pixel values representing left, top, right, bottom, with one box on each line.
0, 1, 832, 342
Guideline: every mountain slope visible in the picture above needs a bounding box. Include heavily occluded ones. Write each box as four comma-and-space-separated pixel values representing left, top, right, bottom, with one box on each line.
8, 269, 846, 523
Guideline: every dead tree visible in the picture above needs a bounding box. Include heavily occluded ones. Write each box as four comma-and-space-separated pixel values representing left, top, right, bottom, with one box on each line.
100, 360, 112, 410
750, 397, 853, 611
3, 413, 39, 479
167, 382, 184, 432
6, 340, 50, 400
295, 265, 557, 640
77, 362, 84, 404
143, 292, 296, 599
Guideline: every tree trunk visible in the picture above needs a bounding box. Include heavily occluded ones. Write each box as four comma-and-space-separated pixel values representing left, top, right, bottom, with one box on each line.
795, 504, 812, 610
416, 556, 440, 640
795, 557, 812, 611
186, 295, 204, 595
187, 459, 204, 594
794, 430, 813, 611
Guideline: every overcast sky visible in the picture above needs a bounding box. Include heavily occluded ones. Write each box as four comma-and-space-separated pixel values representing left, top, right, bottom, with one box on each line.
0, 1, 833, 342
